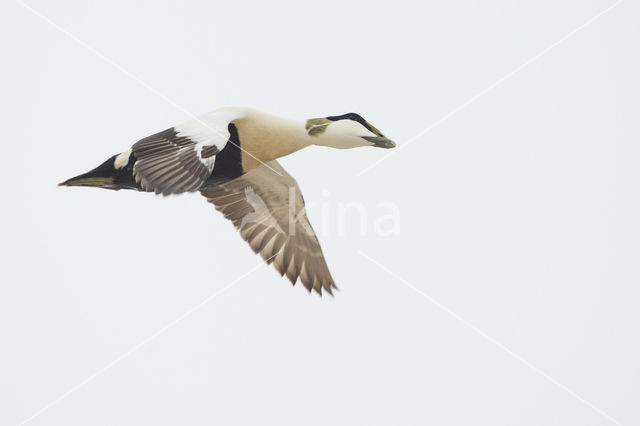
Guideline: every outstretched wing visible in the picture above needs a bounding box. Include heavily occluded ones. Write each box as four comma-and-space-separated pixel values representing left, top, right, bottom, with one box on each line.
200, 160, 336, 295
132, 111, 240, 195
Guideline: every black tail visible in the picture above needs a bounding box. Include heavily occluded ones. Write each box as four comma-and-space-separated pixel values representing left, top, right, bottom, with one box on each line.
59, 152, 142, 191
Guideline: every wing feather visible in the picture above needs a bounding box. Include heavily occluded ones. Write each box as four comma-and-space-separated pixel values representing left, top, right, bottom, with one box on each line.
200, 160, 336, 295
131, 111, 238, 195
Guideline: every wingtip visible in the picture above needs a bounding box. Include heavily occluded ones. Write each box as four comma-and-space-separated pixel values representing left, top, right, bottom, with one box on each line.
322, 282, 338, 298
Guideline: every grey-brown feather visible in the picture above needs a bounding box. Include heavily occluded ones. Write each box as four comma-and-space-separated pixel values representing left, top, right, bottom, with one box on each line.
132, 128, 215, 195
200, 160, 336, 295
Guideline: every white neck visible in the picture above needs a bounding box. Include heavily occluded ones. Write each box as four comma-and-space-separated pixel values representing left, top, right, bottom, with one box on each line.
232, 109, 314, 170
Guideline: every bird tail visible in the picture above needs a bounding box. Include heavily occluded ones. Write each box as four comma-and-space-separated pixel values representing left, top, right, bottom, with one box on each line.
59, 152, 140, 191
59, 155, 119, 189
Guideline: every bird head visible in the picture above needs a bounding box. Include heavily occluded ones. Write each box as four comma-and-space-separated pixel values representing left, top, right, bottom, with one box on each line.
305, 112, 396, 149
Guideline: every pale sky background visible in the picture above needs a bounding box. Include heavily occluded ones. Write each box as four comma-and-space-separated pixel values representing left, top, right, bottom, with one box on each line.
2, 0, 639, 425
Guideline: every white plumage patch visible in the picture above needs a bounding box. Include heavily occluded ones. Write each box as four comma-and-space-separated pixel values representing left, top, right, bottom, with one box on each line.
113, 148, 132, 169
174, 109, 246, 169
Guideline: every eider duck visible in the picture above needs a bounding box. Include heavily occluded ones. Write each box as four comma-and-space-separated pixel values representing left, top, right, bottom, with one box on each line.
60, 108, 396, 295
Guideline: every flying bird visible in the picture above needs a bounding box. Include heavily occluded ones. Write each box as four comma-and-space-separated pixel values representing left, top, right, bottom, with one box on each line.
60, 108, 396, 295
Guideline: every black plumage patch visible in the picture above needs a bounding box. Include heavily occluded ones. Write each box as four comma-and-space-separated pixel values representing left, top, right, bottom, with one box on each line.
86, 155, 120, 178
205, 123, 244, 187
113, 152, 140, 190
